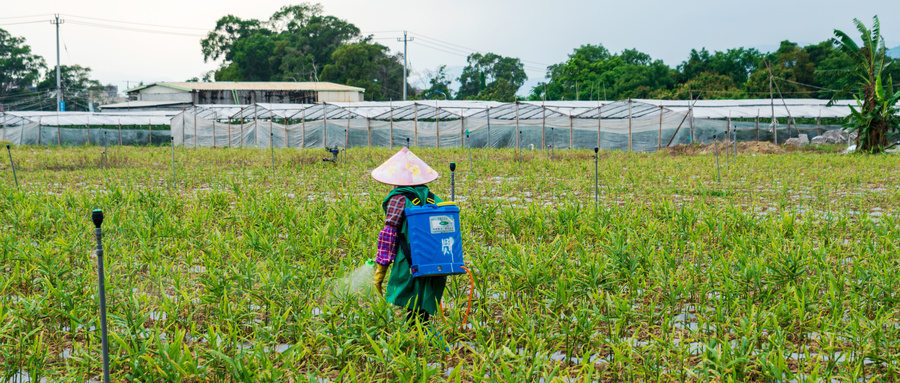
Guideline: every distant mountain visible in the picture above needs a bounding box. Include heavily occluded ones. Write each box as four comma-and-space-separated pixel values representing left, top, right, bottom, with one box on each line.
889, 46, 900, 58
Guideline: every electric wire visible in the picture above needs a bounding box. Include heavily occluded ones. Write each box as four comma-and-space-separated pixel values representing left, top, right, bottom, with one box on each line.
67, 20, 205, 37
0, 14, 53, 20
0, 20, 49, 26
412, 32, 552, 67
63, 14, 210, 31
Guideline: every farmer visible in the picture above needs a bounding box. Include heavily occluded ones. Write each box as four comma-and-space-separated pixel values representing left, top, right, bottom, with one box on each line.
371, 147, 446, 324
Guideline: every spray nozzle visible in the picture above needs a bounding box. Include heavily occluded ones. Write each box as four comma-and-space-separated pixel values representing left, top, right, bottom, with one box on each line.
594, 147, 599, 154
449, 162, 456, 171
92, 209, 104, 228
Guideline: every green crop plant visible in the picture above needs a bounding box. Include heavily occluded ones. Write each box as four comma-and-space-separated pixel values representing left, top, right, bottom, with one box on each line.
0, 146, 898, 381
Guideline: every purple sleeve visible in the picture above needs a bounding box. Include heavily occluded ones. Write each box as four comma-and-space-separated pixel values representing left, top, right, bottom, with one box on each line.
375, 225, 399, 265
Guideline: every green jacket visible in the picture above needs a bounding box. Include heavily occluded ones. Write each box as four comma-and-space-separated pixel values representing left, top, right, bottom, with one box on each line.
382, 185, 447, 315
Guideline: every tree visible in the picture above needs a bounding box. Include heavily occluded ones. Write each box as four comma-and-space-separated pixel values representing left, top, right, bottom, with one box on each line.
457, 53, 526, 101
532, 44, 674, 101
415, 65, 453, 100
0, 28, 46, 104
677, 47, 762, 85
746, 41, 816, 98
832, 16, 899, 153
35, 65, 103, 111
320, 42, 406, 101
200, 3, 361, 82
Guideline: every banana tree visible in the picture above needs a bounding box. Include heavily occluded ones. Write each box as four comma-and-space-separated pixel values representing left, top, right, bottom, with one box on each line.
832, 16, 900, 153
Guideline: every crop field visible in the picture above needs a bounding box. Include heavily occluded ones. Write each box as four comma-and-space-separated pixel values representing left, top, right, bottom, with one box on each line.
1, 144, 899, 382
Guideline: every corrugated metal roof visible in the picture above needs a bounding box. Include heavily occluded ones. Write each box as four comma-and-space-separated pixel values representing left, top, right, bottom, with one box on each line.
127, 81, 365, 93
100, 100, 189, 109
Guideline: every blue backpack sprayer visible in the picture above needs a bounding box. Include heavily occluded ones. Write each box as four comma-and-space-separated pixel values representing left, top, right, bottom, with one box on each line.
400, 162, 475, 327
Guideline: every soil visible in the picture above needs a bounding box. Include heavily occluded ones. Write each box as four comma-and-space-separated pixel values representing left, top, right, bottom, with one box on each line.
662, 141, 785, 156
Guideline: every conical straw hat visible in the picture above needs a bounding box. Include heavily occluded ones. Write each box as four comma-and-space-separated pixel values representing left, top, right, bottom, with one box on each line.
371, 147, 439, 186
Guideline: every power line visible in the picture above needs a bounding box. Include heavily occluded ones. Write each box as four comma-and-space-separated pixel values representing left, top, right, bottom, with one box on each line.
0, 14, 53, 20
67, 20, 205, 37
411, 32, 552, 67
64, 14, 210, 31
0, 20, 49, 26
412, 40, 546, 73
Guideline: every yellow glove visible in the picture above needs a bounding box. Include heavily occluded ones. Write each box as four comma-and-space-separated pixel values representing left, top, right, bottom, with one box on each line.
374, 263, 390, 296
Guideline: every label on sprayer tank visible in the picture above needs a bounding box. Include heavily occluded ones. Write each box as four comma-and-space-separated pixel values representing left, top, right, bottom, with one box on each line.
429, 216, 456, 234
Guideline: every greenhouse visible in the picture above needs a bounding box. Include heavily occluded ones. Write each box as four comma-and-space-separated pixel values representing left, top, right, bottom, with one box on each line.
170, 99, 855, 152
0, 110, 178, 146
2, 99, 868, 150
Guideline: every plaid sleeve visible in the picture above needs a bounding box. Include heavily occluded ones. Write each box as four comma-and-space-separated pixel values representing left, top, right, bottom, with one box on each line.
375, 225, 399, 265
384, 195, 406, 227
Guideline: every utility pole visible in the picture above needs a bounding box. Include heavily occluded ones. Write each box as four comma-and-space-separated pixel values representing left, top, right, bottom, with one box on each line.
52, 14, 64, 112
398, 31, 413, 101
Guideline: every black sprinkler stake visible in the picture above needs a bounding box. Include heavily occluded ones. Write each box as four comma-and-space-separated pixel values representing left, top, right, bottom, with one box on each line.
449, 162, 456, 202
92, 209, 111, 383
6, 145, 18, 190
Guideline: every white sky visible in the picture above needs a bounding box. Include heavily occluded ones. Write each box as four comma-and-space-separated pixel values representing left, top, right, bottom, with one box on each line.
3, 0, 899, 96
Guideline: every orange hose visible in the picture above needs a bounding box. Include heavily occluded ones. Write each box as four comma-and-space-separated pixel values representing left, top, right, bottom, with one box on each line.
438, 266, 476, 330
460, 266, 474, 329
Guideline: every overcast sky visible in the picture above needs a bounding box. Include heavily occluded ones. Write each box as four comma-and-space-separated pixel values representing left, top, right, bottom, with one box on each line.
3, 0, 899, 96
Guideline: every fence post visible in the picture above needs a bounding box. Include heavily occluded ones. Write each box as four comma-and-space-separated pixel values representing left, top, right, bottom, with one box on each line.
658, 105, 663, 150
627, 99, 633, 152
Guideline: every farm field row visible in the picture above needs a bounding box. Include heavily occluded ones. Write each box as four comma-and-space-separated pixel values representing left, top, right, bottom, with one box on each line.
1, 145, 898, 382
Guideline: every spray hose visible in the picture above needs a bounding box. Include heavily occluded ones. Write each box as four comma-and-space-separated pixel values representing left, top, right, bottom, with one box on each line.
440, 265, 475, 330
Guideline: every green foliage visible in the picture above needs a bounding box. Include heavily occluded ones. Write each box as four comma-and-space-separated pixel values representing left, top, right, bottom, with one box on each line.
2, 146, 900, 381
414, 65, 453, 100
0, 28, 46, 106
832, 16, 900, 153
530, 44, 675, 101
320, 42, 407, 101
201, 4, 360, 83
32, 65, 104, 112
457, 53, 527, 101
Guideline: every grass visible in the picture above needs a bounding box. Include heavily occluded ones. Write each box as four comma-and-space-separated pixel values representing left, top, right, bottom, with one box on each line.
1, 145, 899, 382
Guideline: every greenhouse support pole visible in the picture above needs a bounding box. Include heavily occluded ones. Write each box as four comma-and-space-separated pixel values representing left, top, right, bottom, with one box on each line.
816, 113, 821, 136
118, 120, 122, 146
726, 115, 731, 168
688, 92, 694, 143
87, 114, 91, 145
38, 120, 41, 146
193, 109, 198, 148
769, 64, 777, 144
181, 108, 185, 145
240, 108, 245, 148
389, 100, 394, 148
413, 103, 418, 147
569, 115, 573, 149
756, 111, 760, 142
460, 116, 465, 148
212, 110, 217, 148
515, 101, 520, 157
255, 104, 259, 148
148, 118, 152, 146
302, 108, 307, 149
270, 114, 274, 149
486, 107, 491, 148
20, 118, 26, 145
56, 113, 60, 146
1, 113, 6, 141
345, 115, 350, 149
367, 118, 372, 147
435, 101, 440, 149
627, 99, 632, 152
228, 117, 232, 147
658, 106, 663, 150
322, 103, 328, 148
542, 98, 546, 150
